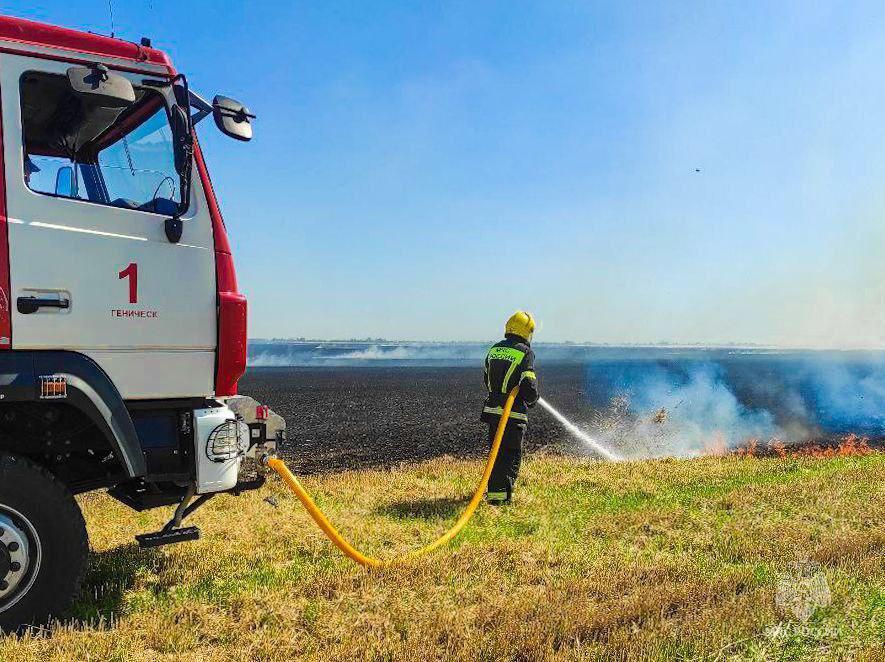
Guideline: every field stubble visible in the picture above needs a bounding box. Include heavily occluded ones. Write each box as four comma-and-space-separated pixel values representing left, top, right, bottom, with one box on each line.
0, 453, 882, 661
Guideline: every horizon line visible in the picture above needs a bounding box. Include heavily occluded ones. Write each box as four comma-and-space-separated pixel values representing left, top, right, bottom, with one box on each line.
247, 338, 885, 352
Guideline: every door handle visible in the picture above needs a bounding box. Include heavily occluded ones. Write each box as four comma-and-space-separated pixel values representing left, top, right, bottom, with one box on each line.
17, 296, 70, 314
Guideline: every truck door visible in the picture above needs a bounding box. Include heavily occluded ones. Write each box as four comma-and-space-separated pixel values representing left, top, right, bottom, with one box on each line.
0, 54, 218, 399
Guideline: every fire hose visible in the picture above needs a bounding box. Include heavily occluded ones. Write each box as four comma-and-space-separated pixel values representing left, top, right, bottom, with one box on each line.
263, 388, 518, 567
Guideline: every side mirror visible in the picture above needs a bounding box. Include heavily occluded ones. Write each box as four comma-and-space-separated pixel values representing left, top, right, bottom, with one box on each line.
55, 166, 77, 197
66, 64, 135, 108
212, 95, 254, 141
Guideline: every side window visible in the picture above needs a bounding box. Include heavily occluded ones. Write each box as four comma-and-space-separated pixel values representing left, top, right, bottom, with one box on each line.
97, 107, 180, 215
24, 154, 88, 200
19, 70, 181, 215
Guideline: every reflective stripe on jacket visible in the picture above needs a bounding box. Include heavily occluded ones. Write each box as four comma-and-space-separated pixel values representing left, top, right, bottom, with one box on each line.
481, 334, 539, 426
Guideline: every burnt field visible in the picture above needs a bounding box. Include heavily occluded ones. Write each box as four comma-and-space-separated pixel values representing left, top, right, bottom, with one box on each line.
239, 365, 588, 474
239, 362, 883, 473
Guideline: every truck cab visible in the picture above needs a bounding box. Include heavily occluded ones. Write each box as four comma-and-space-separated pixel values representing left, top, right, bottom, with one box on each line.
0, 16, 279, 631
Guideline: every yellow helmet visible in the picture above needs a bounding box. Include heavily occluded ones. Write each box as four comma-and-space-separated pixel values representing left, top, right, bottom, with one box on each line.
505, 310, 536, 342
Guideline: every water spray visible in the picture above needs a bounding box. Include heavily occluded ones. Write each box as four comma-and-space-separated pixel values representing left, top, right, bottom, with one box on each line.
537, 397, 622, 461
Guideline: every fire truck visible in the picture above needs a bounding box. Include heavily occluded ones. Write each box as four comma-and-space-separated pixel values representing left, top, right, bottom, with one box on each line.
0, 16, 281, 630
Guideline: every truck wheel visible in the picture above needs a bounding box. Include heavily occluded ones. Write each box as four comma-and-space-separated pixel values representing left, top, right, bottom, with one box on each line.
0, 453, 88, 632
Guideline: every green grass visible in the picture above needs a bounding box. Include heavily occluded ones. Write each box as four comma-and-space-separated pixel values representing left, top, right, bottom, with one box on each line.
1, 452, 883, 660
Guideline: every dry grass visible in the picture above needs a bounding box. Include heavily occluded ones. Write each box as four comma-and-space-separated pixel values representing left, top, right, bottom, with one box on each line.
1, 453, 883, 660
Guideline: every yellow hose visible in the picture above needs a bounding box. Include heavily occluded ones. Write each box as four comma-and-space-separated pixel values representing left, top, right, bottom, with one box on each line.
266, 388, 518, 567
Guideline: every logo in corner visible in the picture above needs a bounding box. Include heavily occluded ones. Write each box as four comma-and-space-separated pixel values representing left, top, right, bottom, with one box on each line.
774, 560, 832, 622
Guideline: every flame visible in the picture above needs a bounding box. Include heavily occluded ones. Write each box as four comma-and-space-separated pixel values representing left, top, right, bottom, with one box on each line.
729, 434, 876, 459
703, 432, 728, 457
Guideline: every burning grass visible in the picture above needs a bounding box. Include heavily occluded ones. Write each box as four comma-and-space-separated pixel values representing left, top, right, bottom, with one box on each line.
731, 434, 879, 459
1, 453, 883, 660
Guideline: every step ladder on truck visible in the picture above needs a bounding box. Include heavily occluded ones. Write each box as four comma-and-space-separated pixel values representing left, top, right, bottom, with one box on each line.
0, 15, 280, 631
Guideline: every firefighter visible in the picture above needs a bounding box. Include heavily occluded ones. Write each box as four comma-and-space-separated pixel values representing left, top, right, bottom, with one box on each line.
481, 310, 539, 505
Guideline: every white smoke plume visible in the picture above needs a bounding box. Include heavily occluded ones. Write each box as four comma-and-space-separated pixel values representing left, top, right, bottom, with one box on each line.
592, 363, 784, 458
249, 342, 488, 366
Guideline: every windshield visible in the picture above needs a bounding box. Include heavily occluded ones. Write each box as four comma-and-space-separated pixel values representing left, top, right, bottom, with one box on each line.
20, 70, 183, 216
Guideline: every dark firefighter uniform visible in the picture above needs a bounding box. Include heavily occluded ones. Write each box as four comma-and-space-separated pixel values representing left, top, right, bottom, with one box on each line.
481, 311, 539, 504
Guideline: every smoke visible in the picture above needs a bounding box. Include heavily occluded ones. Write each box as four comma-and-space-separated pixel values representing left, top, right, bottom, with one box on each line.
323, 345, 417, 361
793, 357, 885, 433
248, 342, 489, 366
589, 363, 783, 458
586, 357, 885, 458
249, 351, 306, 367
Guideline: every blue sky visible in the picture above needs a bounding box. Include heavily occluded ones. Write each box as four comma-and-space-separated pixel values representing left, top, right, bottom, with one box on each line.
10, 2, 885, 346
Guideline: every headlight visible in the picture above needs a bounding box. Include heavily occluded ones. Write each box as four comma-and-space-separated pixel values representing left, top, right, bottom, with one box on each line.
206, 420, 250, 462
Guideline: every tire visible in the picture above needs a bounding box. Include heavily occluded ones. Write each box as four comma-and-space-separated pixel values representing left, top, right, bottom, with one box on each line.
0, 453, 88, 633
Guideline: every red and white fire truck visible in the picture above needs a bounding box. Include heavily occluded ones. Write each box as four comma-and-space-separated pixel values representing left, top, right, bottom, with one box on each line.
0, 15, 281, 630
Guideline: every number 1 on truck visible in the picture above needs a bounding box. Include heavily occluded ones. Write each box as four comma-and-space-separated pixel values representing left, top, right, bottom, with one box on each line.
119, 263, 138, 304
